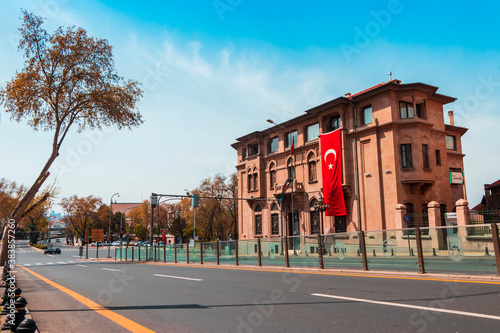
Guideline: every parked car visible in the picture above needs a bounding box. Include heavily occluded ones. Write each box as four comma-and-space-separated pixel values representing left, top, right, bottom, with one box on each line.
44, 248, 61, 255
111, 241, 121, 246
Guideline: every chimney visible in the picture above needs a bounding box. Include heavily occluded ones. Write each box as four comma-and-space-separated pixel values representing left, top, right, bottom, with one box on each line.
448, 110, 454, 126
345, 92, 351, 98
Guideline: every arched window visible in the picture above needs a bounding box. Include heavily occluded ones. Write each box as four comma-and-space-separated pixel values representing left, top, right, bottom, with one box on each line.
287, 158, 295, 180
255, 205, 262, 235
253, 168, 258, 190
308, 152, 317, 182
310, 199, 320, 234
271, 203, 280, 235
269, 162, 276, 189
247, 169, 253, 192
330, 115, 341, 131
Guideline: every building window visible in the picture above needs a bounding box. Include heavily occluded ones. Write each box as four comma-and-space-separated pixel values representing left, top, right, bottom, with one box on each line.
362, 106, 372, 125
253, 168, 258, 190
247, 172, 253, 191
435, 150, 441, 166
401, 144, 413, 168
249, 143, 259, 156
399, 101, 414, 119
330, 115, 341, 131
446, 135, 456, 150
310, 199, 320, 234
416, 103, 426, 118
285, 130, 298, 149
335, 216, 347, 233
306, 123, 319, 142
308, 153, 317, 182
287, 158, 295, 179
271, 203, 280, 235
254, 205, 262, 235
242, 148, 247, 159
268, 137, 279, 154
422, 144, 429, 169
269, 163, 276, 189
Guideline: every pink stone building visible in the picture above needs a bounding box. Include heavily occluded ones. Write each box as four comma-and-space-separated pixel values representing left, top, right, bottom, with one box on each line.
231, 80, 468, 240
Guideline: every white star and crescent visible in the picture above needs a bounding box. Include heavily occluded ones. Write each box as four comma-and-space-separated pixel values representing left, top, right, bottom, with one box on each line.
324, 149, 337, 170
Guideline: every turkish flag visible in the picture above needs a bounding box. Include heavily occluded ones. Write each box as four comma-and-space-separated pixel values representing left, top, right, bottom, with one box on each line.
320, 129, 346, 216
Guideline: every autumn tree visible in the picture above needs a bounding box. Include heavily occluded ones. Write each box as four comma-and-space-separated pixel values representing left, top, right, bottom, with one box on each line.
0, 11, 143, 263
60, 195, 103, 244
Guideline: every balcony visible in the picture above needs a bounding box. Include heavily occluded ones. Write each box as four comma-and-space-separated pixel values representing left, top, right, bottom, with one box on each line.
273, 180, 304, 197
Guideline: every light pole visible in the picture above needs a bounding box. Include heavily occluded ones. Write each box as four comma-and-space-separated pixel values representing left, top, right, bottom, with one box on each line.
108, 192, 119, 258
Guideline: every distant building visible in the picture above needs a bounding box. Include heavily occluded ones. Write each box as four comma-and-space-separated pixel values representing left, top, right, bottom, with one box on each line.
111, 202, 143, 226
480, 180, 500, 210
232, 79, 468, 240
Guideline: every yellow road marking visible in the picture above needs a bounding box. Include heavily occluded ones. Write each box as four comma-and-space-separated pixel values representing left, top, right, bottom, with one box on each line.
21, 266, 155, 333
142, 262, 500, 285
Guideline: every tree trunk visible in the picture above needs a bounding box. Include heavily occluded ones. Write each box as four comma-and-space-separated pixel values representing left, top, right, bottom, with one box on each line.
0, 151, 57, 265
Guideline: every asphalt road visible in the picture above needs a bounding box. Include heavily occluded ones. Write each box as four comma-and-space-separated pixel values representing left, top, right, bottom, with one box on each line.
12, 240, 500, 332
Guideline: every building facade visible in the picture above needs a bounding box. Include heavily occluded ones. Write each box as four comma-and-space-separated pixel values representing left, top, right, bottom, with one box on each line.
231, 80, 468, 240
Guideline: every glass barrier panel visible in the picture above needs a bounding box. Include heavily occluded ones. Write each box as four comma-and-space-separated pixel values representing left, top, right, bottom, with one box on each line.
363, 229, 419, 272
163, 244, 175, 262
260, 238, 285, 267
188, 242, 201, 263
176, 243, 187, 262
201, 242, 218, 263
219, 241, 236, 264
238, 240, 259, 266
288, 235, 320, 269
422, 225, 498, 275
322, 232, 364, 270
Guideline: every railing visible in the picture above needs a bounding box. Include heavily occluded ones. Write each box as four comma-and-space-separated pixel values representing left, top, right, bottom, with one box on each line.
115, 223, 500, 276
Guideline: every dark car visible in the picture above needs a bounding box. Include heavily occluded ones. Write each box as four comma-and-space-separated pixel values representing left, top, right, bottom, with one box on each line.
44, 248, 61, 255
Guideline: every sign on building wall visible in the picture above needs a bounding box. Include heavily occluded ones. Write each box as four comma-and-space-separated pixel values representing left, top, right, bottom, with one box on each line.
450, 171, 464, 184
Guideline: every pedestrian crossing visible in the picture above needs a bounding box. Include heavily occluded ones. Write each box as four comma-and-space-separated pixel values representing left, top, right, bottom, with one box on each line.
21, 260, 97, 267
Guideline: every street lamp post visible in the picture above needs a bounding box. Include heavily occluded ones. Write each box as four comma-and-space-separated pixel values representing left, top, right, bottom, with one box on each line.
108, 192, 119, 258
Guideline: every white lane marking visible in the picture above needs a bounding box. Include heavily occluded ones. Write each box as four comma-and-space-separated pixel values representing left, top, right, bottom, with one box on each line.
76, 265, 87, 268
57, 262, 67, 264
24, 264, 32, 266
311, 293, 500, 321
35, 263, 43, 266
72, 256, 81, 258
67, 261, 76, 263
47, 255, 54, 257
47, 262, 55, 265
153, 274, 203, 282
102, 268, 122, 272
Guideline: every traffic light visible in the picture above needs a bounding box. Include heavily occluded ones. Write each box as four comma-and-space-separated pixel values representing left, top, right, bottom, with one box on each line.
218, 233, 222, 240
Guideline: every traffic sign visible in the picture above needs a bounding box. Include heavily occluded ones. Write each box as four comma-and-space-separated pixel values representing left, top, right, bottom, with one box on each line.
403, 214, 410, 224
91, 229, 104, 242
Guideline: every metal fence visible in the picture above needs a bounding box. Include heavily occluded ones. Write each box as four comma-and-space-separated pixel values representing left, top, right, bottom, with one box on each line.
115, 223, 500, 276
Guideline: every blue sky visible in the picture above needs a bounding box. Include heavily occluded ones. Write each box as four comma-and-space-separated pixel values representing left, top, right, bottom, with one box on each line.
1, 0, 499, 212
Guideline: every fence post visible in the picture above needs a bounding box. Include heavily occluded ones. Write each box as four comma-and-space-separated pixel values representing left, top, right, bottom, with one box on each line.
174, 243, 177, 263
186, 243, 189, 264
284, 236, 289, 268
216, 240, 220, 265
114, 248, 117, 261
235, 241, 239, 266
491, 223, 500, 276
164, 243, 166, 263
258, 239, 262, 266
145, 245, 148, 262
317, 234, 324, 269
125, 245, 128, 261
200, 241, 204, 265
415, 227, 426, 274
359, 231, 368, 271
138, 246, 140, 261
154, 245, 157, 262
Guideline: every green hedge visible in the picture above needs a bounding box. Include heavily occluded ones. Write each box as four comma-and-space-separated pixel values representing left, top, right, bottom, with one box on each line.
29, 243, 47, 250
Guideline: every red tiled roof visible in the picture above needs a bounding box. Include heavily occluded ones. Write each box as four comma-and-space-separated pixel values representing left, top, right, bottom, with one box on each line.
350, 79, 401, 98
485, 179, 500, 189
